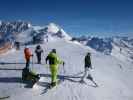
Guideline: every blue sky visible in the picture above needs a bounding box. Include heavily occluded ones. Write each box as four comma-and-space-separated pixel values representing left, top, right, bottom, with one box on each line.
0, 0, 133, 37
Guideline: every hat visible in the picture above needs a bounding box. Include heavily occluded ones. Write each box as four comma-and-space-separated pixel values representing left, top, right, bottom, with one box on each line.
52, 49, 56, 53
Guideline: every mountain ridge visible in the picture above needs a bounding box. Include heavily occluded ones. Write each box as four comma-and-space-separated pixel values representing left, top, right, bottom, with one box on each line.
72, 36, 133, 63
0, 21, 133, 63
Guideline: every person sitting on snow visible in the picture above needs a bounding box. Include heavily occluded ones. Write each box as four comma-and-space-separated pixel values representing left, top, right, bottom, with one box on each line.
22, 67, 40, 83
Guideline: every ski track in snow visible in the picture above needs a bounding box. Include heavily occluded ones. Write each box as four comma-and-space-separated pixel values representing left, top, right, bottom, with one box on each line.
0, 40, 133, 100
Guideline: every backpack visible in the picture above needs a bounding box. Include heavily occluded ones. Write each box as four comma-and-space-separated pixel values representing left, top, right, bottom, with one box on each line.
47, 53, 58, 65
49, 55, 57, 65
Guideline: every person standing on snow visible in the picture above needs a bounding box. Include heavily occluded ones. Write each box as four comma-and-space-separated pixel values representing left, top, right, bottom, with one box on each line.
23, 47, 40, 82
24, 47, 33, 69
15, 41, 20, 50
81, 52, 93, 82
35, 45, 43, 64
46, 49, 65, 87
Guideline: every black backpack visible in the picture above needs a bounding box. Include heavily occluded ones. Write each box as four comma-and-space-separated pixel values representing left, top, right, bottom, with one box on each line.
48, 56, 57, 65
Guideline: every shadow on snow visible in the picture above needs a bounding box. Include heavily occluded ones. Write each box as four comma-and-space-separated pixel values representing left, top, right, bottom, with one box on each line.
0, 73, 98, 88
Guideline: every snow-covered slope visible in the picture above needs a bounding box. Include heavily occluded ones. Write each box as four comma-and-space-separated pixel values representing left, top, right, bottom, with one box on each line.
0, 40, 133, 100
35, 23, 72, 41
111, 37, 133, 62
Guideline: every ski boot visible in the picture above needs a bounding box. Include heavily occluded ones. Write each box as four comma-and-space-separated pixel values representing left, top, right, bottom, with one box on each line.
87, 74, 93, 81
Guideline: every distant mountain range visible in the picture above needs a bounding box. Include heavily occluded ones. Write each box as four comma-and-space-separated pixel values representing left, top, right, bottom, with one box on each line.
72, 36, 133, 62
0, 21, 133, 62
0, 21, 71, 46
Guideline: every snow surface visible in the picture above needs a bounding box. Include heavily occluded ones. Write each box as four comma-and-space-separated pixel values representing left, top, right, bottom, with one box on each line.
0, 40, 133, 100
111, 41, 133, 63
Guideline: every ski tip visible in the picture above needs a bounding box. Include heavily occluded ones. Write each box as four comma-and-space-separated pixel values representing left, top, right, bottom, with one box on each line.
0, 96, 10, 99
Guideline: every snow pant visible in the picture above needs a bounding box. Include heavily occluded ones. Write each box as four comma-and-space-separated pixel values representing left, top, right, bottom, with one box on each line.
25, 59, 30, 69
81, 67, 91, 81
50, 65, 58, 84
36, 54, 41, 64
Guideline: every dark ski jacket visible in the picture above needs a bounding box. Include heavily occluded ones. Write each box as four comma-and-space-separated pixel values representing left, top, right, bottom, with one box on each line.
46, 52, 63, 65
35, 48, 43, 56
84, 55, 92, 68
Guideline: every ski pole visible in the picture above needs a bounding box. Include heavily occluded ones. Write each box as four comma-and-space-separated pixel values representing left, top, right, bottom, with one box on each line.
47, 64, 49, 75
42, 52, 45, 65
62, 62, 65, 81
31, 55, 34, 70
63, 63, 65, 74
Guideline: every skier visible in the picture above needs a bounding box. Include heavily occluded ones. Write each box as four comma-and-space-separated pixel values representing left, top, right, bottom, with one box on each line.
15, 41, 20, 50
46, 49, 65, 87
24, 47, 33, 69
35, 45, 43, 64
81, 52, 93, 82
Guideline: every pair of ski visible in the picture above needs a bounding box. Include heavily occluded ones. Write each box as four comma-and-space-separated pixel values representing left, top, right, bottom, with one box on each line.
40, 79, 64, 95
79, 79, 98, 88
79, 75, 98, 88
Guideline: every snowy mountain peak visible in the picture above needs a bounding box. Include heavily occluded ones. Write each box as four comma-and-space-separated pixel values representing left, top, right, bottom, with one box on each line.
46, 23, 60, 33
33, 23, 72, 41
0, 21, 72, 46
